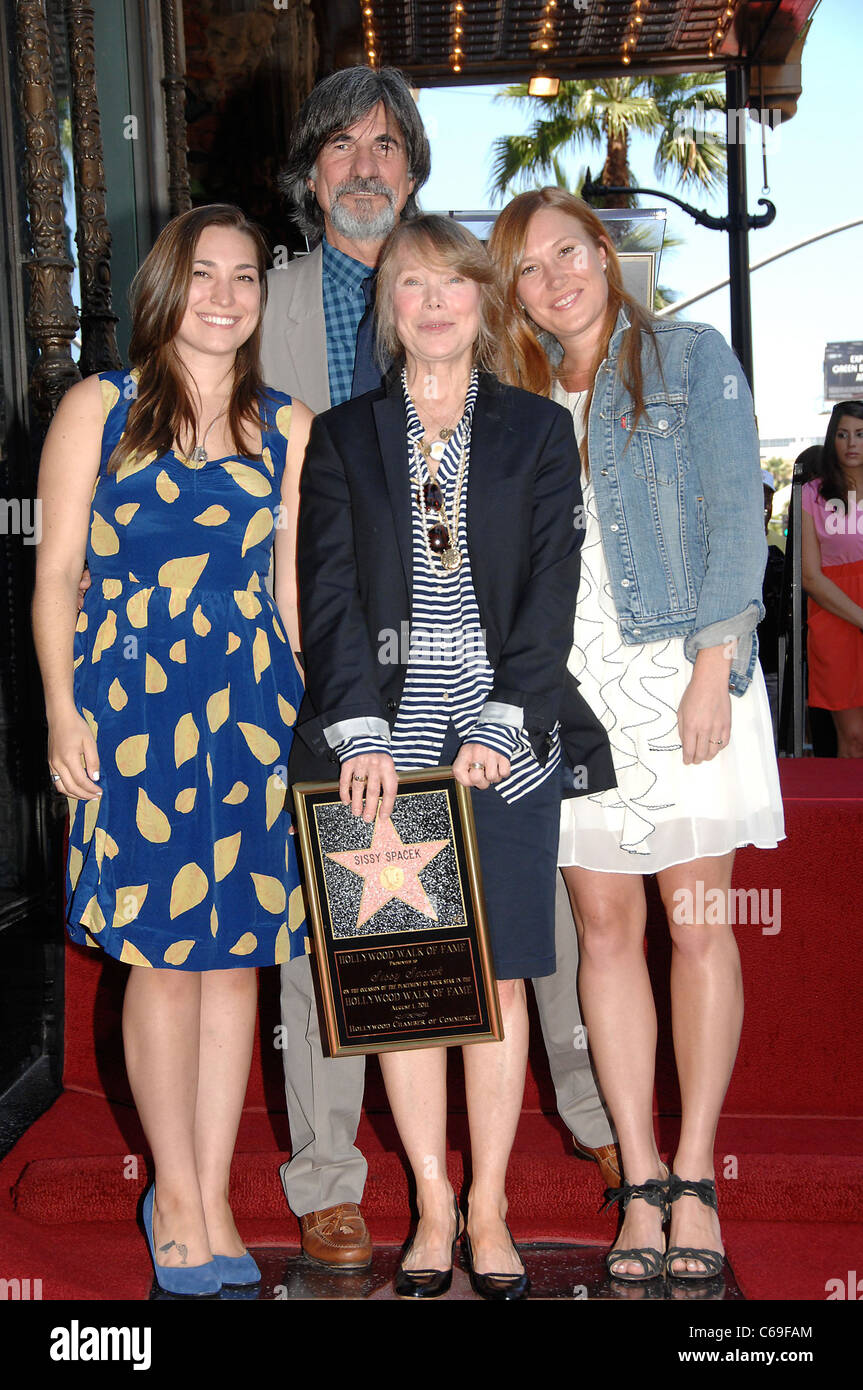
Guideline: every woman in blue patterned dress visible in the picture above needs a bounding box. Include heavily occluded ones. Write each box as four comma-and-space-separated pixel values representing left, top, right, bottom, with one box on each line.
33, 205, 310, 1294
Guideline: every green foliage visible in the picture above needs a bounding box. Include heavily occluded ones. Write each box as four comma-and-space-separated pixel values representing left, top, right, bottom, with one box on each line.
489, 75, 727, 202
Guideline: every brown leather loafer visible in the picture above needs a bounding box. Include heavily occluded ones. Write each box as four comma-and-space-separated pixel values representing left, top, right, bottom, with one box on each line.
573, 1138, 622, 1190
300, 1203, 373, 1270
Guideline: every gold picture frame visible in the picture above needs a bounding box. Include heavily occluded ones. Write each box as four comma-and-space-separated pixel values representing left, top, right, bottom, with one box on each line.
292, 768, 503, 1057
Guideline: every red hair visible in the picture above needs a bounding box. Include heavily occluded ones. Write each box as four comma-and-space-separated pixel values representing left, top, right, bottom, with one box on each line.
488, 188, 660, 467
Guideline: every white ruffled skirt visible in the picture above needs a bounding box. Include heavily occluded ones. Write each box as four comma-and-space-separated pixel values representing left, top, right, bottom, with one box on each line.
558, 479, 786, 874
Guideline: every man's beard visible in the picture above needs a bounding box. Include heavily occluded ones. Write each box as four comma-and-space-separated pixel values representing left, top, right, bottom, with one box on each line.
328, 179, 398, 240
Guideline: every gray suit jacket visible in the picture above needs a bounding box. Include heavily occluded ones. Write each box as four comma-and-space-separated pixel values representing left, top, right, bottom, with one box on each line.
260, 244, 330, 414
259, 244, 329, 599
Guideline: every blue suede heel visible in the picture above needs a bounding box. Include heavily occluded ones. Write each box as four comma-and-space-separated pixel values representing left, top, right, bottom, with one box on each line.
142, 1186, 222, 1296
213, 1252, 261, 1286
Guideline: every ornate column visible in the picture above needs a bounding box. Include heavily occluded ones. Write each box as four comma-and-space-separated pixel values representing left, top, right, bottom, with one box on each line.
160, 0, 191, 217
64, 0, 120, 374
16, 0, 80, 424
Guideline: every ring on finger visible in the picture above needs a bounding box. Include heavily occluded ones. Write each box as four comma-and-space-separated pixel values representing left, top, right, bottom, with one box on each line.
49, 771, 60, 782
352, 773, 369, 783
708, 738, 724, 747
468, 761, 486, 771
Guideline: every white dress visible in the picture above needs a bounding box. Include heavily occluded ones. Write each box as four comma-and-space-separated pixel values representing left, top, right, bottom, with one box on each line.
555, 383, 785, 874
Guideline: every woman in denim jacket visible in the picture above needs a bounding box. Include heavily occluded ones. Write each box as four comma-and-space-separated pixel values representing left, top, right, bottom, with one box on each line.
490, 189, 784, 1284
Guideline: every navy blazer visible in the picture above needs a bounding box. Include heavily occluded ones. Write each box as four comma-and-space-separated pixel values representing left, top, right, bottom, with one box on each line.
292, 367, 615, 795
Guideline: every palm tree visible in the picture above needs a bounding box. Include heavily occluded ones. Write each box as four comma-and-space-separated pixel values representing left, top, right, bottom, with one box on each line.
489, 74, 727, 209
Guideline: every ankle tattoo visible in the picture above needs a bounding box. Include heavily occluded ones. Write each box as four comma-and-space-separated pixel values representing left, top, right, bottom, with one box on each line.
158, 1239, 188, 1265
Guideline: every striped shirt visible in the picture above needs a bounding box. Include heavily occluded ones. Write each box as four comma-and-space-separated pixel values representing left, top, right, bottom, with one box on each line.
334, 370, 561, 803
321, 237, 373, 407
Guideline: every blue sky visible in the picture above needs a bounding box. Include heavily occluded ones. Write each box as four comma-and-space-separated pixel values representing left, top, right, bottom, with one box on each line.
417, 0, 861, 442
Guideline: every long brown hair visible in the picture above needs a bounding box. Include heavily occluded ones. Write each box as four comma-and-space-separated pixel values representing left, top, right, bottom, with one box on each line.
374, 215, 504, 376
817, 400, 863, 507
107, 204, 270, 475
488, 188, 660, 465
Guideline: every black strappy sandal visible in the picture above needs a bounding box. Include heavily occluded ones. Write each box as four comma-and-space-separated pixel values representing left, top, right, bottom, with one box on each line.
602, 1173, 669, 1283
665, 1175, 726, 1281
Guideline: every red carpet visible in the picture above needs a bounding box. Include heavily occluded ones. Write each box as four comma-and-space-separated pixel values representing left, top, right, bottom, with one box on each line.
2, 760, 861, 1300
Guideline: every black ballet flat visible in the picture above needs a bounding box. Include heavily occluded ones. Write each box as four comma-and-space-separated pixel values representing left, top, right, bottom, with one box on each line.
394, 1196, 461, 1299
462, 1224, 530, 1301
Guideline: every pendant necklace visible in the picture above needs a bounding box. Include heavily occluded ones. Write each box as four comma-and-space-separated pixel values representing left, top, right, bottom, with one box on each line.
406, 367, 472, 571
408, 389, 464, 465
412, 436, 468, 573
418, 427, 454, 464
185, 408, 227, 466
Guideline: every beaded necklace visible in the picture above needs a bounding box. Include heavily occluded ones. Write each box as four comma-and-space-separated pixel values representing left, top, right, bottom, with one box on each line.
411, 435, 468, 573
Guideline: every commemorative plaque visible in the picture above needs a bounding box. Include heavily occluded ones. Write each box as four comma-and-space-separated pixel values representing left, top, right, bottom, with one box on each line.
292, 768, 503, 1056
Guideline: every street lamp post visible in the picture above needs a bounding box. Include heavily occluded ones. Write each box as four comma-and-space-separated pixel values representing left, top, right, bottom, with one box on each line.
726, 67, 753, 389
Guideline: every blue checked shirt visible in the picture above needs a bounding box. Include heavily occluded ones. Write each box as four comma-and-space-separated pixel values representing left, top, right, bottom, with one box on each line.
321, 237, 374, 407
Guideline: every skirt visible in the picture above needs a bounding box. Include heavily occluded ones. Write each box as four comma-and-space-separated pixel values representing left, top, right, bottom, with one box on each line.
807, 558, 863, 709
557, 476, 785, 874
436, 723, 560, 979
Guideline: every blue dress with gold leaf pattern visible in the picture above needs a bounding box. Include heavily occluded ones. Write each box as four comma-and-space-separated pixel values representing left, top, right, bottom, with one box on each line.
64, 371, 307, 969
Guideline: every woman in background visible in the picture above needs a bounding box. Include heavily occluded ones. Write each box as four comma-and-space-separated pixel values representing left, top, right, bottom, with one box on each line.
802, 400, 863, 756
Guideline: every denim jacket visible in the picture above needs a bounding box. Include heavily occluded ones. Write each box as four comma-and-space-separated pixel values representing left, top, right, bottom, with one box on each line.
581, 310, 766, 695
